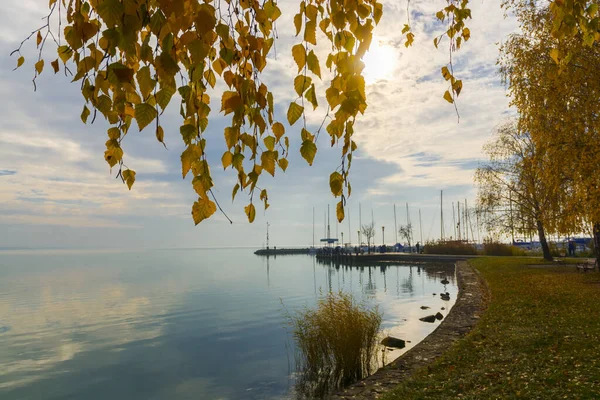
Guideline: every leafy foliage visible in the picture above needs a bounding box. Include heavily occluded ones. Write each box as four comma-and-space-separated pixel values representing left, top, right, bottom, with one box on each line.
474, 120, 558, 260
499, 3, 600, 261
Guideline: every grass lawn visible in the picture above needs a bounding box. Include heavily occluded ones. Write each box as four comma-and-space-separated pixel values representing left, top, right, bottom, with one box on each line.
383, 257, 600, 399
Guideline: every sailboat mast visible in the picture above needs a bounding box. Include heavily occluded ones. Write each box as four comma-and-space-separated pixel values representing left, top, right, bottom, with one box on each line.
452, 202, 457, 239
394, 203, 398, 245
348, 203, 351, 246
465, 198, 469, 242
419, 208, 423, 245
312, 207, 315, 248
457, 201, 461, 241
440, 190, 444, 242
327, 204, 331, 240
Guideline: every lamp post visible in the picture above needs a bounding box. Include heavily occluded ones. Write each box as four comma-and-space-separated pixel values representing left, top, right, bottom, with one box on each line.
341, 232, 344, 247
382, 226, 385, 247
357, 230, 360, 247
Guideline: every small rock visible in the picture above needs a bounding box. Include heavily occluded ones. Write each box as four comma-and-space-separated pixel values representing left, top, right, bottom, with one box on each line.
433, 293, 437, 296
380, 336, 406, 349
440, 293, 450, 301
441, 307, 445, 310
420, 306, 430, 310
419, 315, 436, 323
441, 279, 450, 285
435, 312, 444, 320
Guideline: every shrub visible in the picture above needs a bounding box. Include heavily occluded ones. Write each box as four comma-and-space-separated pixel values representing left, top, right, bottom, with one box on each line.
483, 241, 514, 256
423, 240, 477, 255
288, 292, 382, 398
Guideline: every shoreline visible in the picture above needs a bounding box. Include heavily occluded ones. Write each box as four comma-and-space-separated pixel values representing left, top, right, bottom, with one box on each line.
331, 260, 488, 399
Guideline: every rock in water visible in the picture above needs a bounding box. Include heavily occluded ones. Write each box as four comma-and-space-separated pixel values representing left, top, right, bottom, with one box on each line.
420, 306, 430, 310
381, 336, 406, 349
419, 315, 436, 323
435, 312, 444, 320
441, 279, 450, 285
440, 293, 451, 301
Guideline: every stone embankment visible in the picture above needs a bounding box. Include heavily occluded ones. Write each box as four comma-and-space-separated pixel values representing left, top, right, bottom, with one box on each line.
331, 261, 488, 399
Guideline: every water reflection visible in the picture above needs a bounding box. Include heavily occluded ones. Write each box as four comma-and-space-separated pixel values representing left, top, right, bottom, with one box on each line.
0, 250, 457, 400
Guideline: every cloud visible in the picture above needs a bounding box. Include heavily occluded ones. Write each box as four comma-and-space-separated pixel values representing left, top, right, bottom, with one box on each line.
0, 0, 518, 248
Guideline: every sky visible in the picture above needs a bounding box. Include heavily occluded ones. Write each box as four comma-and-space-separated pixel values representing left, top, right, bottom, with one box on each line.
0, 0, 519, 250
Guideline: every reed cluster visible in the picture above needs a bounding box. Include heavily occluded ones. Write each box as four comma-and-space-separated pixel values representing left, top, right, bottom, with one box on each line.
423, 240, 477, 255
289, 292, 382, 398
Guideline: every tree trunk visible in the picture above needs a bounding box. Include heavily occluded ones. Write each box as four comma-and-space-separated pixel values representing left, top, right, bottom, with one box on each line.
593, 222, 600, 267
536, 219, 552, 261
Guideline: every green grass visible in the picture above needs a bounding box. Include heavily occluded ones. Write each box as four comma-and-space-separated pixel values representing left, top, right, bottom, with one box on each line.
384, 257, 600, 399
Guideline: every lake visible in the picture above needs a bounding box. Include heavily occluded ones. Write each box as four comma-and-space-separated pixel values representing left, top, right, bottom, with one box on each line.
0, 249, 457, 399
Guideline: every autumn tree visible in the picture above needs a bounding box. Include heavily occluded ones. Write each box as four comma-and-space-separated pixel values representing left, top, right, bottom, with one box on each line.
475, 120, 561, 260
361, 222, 375, 253
398, 223, 413, 252
11, 0, 479, 225
499, 3, 600, 262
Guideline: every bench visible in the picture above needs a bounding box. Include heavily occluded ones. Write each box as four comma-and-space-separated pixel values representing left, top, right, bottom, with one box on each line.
576, 259, 598, 273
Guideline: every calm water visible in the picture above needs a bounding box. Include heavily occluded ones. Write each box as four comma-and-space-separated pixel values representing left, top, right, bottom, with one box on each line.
0, 249, 457, 400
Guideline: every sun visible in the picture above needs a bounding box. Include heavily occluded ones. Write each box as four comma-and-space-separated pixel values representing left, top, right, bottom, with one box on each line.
361, 40, 398, 84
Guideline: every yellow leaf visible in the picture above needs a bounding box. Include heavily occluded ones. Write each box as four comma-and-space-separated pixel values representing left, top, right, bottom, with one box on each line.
304, 20, 317, 45
36, 31, 42, 47
329, 171, 344, 196
263, 136, 276, 151
224, 127, 238, 149
232, 183, 240, 201
453, 79, 463, 96
192, 197, 217, 225
272, 122, 285, 140
462, 27, 471, 41
154, 126, 165, 146
292, 44, 306, 72
326, 87, 341, 109
261, 151, 277, 176
222, 151, 233, 169
81, 105, 90, 123
287, 102, 304, 125
300, 140, 317, 165
57, 46, 72, 64
443, 90, 454, 104
307, 50, 321, 78
301, 128, 314, 142
278, 158, 288, 171
51, 59, 59, 73
549, 48, 560, 64
204, 69, 216, 88
294, 13, 302, 36
137, 66, 155, 99
15, 56, 25, 69
245, 203, 256, 223
221, 91, 242, 114
336, 200, 345, 223
181, 145, 199, 178
441, 66, 452, 81
305, 84, 318, 109
134, 103, 157, 131
35, 59, 44, 75
294, 75, 312, 96
374, 3, 383, 24
122, 169, 136, 190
